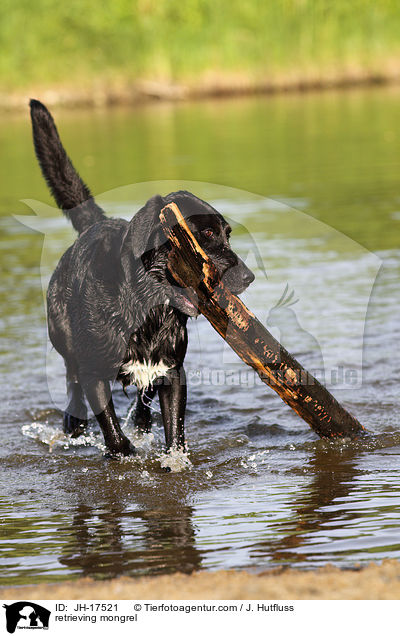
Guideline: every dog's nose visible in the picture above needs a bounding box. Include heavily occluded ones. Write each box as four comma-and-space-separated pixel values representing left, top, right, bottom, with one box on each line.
243, 270, 255, 286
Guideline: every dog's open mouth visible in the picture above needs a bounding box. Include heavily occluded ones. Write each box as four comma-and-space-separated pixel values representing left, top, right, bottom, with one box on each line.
167, 279, 249, 316
169, 286, 199, 317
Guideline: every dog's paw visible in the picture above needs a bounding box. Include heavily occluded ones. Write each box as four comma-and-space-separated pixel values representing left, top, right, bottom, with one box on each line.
104, 438, 136, 459
63, 412, 88, 438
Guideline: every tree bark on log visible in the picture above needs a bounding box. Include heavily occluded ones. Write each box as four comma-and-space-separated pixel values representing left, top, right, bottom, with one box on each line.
160, 202, 366, 439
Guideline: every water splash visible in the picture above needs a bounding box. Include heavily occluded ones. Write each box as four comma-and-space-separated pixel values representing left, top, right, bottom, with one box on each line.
21, 421, 105, 452
159, 448, 193, 473
21, 411, 193, 473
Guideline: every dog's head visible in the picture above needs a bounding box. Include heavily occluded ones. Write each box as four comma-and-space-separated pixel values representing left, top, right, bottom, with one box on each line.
122, 191, 255, 316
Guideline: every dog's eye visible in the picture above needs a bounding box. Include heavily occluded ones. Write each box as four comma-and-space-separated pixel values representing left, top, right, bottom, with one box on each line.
202, 228, 214, 239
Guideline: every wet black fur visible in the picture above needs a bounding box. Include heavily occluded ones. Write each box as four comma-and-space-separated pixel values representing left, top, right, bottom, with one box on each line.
30, 99, 254, 457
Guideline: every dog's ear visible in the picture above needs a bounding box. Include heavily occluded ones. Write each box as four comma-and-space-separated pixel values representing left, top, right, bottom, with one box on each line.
130, 194, 167, 257
121, 194, 167, 271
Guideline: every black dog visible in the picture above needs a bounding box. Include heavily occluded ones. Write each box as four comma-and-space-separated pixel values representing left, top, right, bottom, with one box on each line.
30, 100, 254, 457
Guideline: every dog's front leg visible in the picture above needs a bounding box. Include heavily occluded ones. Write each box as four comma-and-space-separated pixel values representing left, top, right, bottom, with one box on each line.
158, 367, 186, 451
83, 379, 135, 457
132, 385, 158, 433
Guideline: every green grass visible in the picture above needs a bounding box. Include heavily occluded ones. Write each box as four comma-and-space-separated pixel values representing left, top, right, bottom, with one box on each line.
1, 0, 400, 90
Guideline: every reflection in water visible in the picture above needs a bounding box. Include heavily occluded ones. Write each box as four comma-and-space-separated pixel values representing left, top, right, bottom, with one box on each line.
251, 443, 362, 565
59, 494, 202, 579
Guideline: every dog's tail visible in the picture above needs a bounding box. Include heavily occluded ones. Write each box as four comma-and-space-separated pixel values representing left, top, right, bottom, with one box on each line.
30, 99, 106, 234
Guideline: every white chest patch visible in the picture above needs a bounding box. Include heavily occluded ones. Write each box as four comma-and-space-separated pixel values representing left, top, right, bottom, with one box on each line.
121, 359, 171, 390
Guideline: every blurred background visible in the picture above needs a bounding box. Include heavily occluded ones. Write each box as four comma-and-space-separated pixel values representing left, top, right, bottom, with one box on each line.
1, 0, 400, 104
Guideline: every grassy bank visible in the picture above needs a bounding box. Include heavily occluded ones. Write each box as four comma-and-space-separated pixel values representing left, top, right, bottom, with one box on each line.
2, 0, 400, 103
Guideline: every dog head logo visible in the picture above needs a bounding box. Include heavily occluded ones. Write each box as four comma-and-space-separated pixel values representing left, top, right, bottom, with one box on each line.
3, 603, 50, 633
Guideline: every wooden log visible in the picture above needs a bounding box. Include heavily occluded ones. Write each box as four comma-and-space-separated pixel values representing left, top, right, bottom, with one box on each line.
160, 202, 366, 439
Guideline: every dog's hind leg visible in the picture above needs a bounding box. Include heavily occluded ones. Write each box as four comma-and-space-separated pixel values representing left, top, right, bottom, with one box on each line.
84, 379, 136, 457
158, 367, 186, 451
63, 366, 88, 438
132, 385, 158, 434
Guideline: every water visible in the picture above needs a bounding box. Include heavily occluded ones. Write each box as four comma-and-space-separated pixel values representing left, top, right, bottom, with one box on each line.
0, 87, 399, 586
